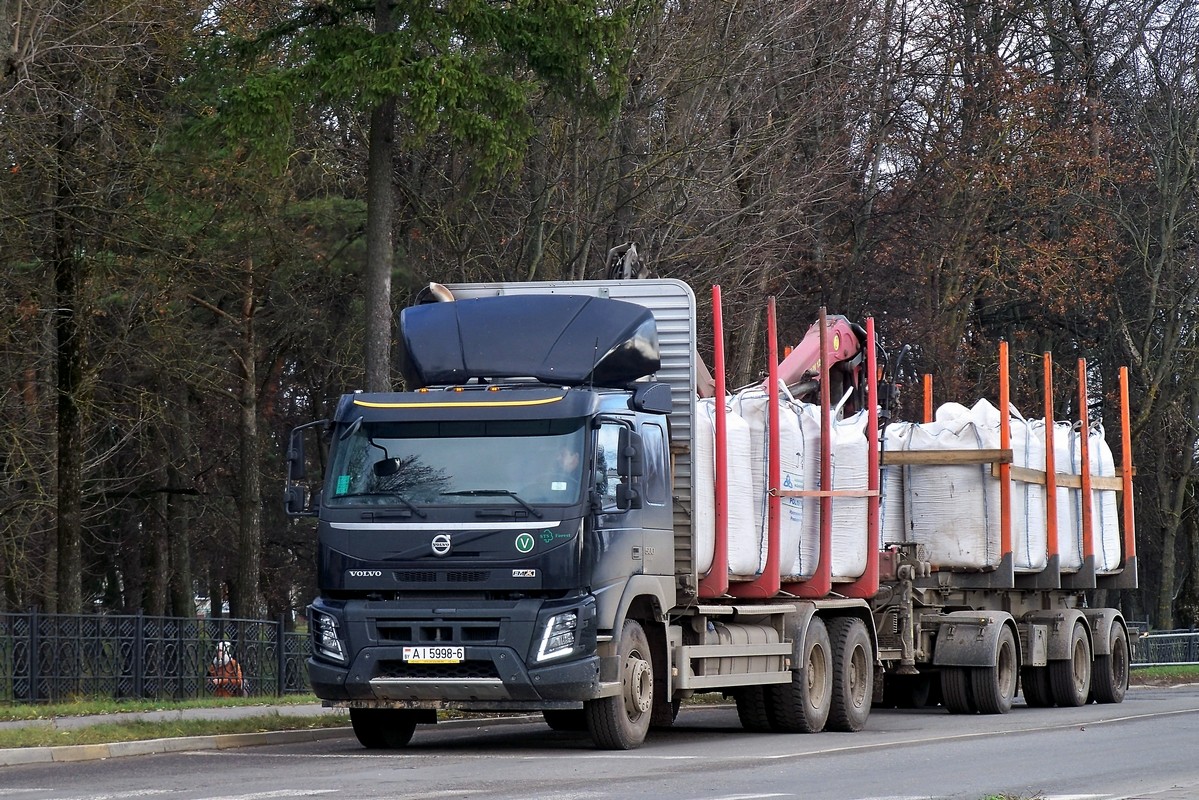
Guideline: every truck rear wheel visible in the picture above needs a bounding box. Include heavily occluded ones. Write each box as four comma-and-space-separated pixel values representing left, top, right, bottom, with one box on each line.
971, 625, 1018, 714
827, 617, 872, 732
940, 667, 976, 713
1050, 621, 1092, 707
349, 708, 418, 749
1091, 623, 1129, 704
585, 620, 653, 749
735, 686, 773, 732
766, 615, 832, 732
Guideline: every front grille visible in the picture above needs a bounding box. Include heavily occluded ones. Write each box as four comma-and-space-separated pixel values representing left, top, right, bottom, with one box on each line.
375, 621, 502, 643
394, 570, 490, 583
376, 660, 500, 680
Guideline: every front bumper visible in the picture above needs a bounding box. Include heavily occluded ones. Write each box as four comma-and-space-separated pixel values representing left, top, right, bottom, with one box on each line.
307, 594, 601, 709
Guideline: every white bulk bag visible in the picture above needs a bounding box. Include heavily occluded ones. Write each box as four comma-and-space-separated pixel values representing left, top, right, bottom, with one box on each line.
1086, 425, 1123, 574
829, 411, 871, 580
879, 422, 912, 548
732, 385, 809, 579
694, 398, 759, 577
1052, 422, 1085, 572
902, 411, 1001, 570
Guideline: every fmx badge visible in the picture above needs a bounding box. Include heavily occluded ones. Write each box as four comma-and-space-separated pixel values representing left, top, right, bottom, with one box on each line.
515, 532, 536, 553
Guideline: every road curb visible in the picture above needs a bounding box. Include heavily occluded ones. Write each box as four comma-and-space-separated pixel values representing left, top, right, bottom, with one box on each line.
0, 726, 354, 767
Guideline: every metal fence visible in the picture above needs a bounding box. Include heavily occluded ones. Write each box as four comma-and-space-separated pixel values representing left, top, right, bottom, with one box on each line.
0, 610, 311, 704
1131, 629, 1199, 666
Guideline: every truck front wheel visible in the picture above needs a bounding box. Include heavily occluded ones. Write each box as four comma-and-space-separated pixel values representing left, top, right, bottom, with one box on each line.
586, 620, 654, 749
349, 708, 418, 749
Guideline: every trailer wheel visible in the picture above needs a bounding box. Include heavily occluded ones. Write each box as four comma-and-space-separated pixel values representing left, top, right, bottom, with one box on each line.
349, 708, 418, 749
1049, 621, 1092, 707
542, 709, 588, 731
1091, 623, 1129, 704
767, 615, 832, 732
940, 667, 975, 714
1021, 666, 1054, 707
827, 617, 872, 732
734, 686, 773, 732
585, 619, 653, 749
970, 625, 1017, 714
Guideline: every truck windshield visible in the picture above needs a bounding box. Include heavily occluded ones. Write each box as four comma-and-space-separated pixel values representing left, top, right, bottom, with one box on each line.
325, 418, 587, 509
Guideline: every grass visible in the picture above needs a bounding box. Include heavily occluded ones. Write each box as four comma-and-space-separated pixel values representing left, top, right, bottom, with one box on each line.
1129, 664, 1199, 685
0, 694, 320, 723
0, 712, 347, 749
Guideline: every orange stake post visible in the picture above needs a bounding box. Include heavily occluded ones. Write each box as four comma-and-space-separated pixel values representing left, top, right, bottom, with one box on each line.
1043, 354, 1059, 562
998, 342, 1012, 564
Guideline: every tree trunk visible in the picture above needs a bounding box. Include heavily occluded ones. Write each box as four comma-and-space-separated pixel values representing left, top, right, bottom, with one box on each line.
168, 387, 195, 618
233, 258, 263, 620
364, 0, 397, 392
53, 108, 84, 615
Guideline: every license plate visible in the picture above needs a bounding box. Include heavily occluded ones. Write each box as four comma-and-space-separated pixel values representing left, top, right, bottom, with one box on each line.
403, 646, 464, 664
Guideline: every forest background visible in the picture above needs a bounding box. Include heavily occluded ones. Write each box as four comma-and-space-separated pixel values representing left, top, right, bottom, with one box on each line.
2, 0, 1197, 631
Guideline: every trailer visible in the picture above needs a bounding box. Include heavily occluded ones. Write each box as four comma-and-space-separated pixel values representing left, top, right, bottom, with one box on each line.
284, 278, 1136, 749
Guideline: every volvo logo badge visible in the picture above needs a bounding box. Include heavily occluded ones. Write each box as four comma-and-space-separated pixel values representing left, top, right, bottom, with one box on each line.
431, 534, 452, 556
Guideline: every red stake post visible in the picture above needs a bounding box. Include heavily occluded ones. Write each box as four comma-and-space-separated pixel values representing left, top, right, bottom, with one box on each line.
698, 286, 729, 598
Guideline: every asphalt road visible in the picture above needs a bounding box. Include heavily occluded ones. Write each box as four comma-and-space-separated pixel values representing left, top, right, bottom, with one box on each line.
4, 685, 1198, 800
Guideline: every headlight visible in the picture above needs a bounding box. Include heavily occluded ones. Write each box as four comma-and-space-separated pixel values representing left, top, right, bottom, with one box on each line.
537, 610, 578, 662
310, 608, 347, 663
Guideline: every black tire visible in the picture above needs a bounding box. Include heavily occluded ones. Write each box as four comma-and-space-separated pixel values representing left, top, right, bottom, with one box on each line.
349, 708, 418, 749
735, 686, 774, 732
542, 709, 588, 731
971, 625, 1018, 714
1050, 621, 1092, 707
885, 673, 934, 709
940, 667, 975, 714
766, 616, 832, 733
1021, 665, 1055, 707
585, 620, 654, 749
650, 697, 681, 729
827, 617, 872, 732
1091, 623, 1130, 704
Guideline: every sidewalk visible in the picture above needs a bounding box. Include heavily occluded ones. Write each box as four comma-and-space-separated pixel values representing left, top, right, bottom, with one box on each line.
0, 703, 353, 767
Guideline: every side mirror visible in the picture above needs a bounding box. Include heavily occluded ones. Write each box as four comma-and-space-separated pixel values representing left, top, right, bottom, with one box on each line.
616, 428, 644, 478
287, 428, 306, 481
615, 483, 642, 510
284, 484, 315, 517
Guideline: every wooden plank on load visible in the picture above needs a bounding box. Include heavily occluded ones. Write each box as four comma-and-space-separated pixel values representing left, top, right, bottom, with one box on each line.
880, 448, 1012, 466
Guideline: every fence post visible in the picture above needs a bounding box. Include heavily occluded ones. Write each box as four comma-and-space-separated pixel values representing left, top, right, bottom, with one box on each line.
28, 606, 39, 703
134, 611, 145, 698
277, 615, 286, 696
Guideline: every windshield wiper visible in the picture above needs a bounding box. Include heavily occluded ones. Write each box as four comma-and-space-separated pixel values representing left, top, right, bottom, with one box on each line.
334, 491, 427, 518
441, 489, 543, 519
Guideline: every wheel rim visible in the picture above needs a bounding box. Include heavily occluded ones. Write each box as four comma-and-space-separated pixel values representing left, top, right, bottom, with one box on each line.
624, 650, 653, 717
1112, 631, 1128, 689
848, 644, 869, 709
808, 641, 829, 708
998, 636, 1017, 700
1071, 637, 1089, 695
